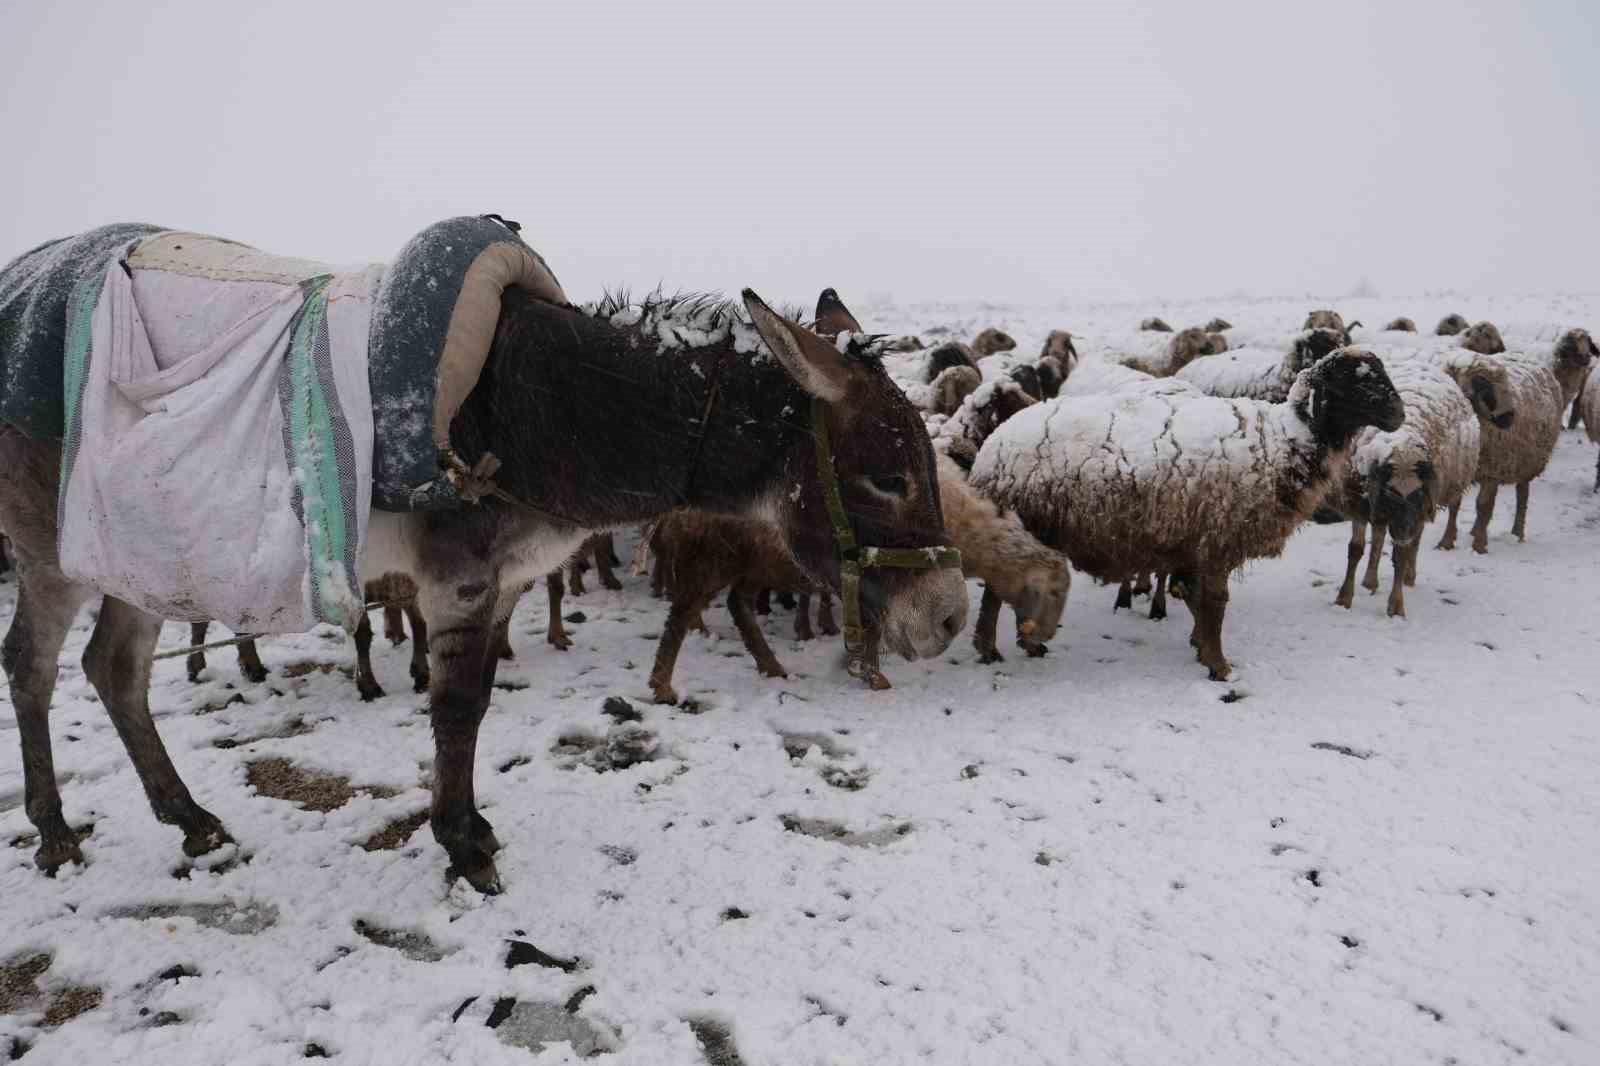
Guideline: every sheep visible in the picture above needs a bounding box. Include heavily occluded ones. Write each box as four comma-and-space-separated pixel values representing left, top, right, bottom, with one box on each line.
1140, 317, 1174, 332
883, 335, 926, 352
972, 349, 1406, 680
1113, 327, 1224, 377
973, 328, 1017, 358
1325, 359, 1485, 617
1435, 313, 1469, 336
1458, 321, 1506, 355
1384, 317, 1418, 333
929, 364, 982, 415
1545, 328, 1599, 408
1580, 370, 1600, 490
1036, 330, 1079, 399
1174, 328, 1347, 403
1008, 363, 1043, 401
1204, 317, 1233, 332
935, 378, 1039, 471
1304, 309, 1361, 344
562, 532, 624, 597
923, 340, 979, 383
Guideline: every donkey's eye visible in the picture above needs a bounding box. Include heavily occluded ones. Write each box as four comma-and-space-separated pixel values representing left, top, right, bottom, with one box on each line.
867, 473, 909, 496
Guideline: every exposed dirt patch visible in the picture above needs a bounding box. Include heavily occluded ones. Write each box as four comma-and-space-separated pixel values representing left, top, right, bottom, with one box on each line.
0, 953, 50, 1014
246, 758, 396, 812
354, 920, 450, 962
280, 661, 345, 679
819, 765, 870, 791
42, 985, 101, 1026
361, 809, 429, 852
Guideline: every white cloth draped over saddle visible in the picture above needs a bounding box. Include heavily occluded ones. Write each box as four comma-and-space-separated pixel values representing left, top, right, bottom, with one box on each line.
58, 234, 381, 633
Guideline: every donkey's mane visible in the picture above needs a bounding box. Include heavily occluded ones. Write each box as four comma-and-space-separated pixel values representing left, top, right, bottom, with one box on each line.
581, 287, 888, 362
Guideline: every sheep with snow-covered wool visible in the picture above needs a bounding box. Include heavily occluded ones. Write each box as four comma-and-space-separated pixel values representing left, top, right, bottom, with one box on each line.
1304, 309, 1361, 345
922, 340, 979, 383
925, 364, 982, 416
1175, 328, 1346, 403
1384, 317, 1418, 333
1008, 363, 1043, 401
1579, 370, 1600, 491
883, 335, 925, 352
1204, 317, 1233, 332
972, 349, 1406, 680
1544, 328, 1599, 408
1113, 327, 1225, 377
1435, 313, 1469, 336
1457, 321, 1506, 355
935, 378, 1039, 471
1140, 317, 1174, 332
1324, 358, 1488, 617
973, 328, 1017, 358
1035, 330, 1079, 399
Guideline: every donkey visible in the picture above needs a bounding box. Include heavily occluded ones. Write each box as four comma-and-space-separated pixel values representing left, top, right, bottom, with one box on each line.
0, 287, 965, 893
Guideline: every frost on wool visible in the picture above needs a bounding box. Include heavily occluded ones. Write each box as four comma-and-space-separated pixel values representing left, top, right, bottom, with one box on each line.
1345, 359, 1481, 522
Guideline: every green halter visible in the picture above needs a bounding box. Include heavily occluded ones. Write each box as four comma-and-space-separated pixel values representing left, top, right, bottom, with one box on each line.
810, 395, 964, 679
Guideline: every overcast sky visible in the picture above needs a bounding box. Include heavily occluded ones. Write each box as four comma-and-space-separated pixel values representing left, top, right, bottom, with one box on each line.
3, 0, 1596, 306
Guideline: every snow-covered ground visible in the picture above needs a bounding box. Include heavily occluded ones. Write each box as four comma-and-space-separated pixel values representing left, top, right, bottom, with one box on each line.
2, 295, 1597, 1066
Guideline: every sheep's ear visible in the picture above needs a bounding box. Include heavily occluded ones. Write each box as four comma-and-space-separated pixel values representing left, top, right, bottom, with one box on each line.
743, 289, 850, 402
814, 287, 863, 337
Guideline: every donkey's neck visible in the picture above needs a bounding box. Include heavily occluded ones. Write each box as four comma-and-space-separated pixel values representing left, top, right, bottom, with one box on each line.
456, 292, 808, 528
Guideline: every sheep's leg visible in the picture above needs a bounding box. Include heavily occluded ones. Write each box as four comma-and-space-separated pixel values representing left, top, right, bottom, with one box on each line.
567, 558, 586, 597
1114, 580, 1133, 612
1335, 520, 1367, 609
1436, 501, 1459, 551
1471, 482, 1497, 554
3, 570, 90, 873
650, 557, 665, 599
973, 584, 1005, 663
84, 597, 233, 859
186, 622, 210, 683
592, 534, 623, 590
405, 602, 431, 692
352, 611, 385, 701
1362, 522, 1387, 594
754, 587, 772, 616
1150, 573, 1168, 620
1133, 572, 1153, 597
728, 583, 787, 679
545, 571, 572, 650
776, 590, 798, 611
816, 589, 838, 636
1511, 481, 1530, 542
1570, 398, 1584, 431
794, 592, 816, 641
1196, 572, 1233, 682
648, 589, 715, 705
1386, 543, 1412, 618
862, 624, 892, 691
383, 604, 407, 646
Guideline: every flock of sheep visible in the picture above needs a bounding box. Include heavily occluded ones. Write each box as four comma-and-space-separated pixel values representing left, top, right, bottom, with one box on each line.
37, 303, 1594, 698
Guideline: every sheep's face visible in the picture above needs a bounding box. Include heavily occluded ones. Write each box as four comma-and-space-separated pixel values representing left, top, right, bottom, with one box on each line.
1384, 317, 1418, 333
973, 328, 1017, 358
932, 365, 981, 415
1554, 328, 1598, 374
1012, 561, 1070, 653
1036, 355, 1067, 400
1292, 327, 1348, 374
884, 335, 925, 352
1140, 317, 1174, 333
1304, 309, 1346, 333
1040, 330, 1078, 365
924, 341, 978, 383
1008, 363, 1043, 401
1460, 322, 1506, 355
1468, 371, 1516, 430
1168, 327, 1221, 369
744, 291, 967, 662
1299, 349, 1405, 447
1368, 457, 1437, 545
1435, 313, 1469, 336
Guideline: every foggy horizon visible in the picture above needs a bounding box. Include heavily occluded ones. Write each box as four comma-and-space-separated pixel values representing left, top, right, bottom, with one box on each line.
4, 0, 1597, 308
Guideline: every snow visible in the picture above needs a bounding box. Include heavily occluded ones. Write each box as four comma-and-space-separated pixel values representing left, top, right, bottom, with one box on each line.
3, 295, 1600, 1065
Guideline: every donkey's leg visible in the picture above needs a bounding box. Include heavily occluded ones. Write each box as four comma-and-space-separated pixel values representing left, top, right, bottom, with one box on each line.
816, 588, 838, 636
352, 611, 385, 702
593, 534, 623, 591
3, 572, 90, 872
1149, 572, 1168, 621
754, 587, 772, 616
973, 584, 1004, 663
83, 597, 233, 857
234, 638, 267, 684
1511, 481, 1531, 542
383, 603, 407, 646
1114, 579, 1133, 612
1470, 482, 1498, 554
567, 557, 586, 597
185, 622, 211, 683
1335, 520, 1367, 609
649, 589, 715, 705
793, 592, 816, 641
729, 583, 786, 679
1436, 501, 1460, 550
1133, 572, 1153, 597
545, 571, 572, 650
1362, 521, 1387, 594
405, 602, 431, 692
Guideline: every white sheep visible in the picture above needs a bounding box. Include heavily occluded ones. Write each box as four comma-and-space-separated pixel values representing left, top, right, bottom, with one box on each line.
1112, 327, 1224, 377
971, 350, 1406, 680
1580, 370, 1600, 491
1174, 328, 1346, 402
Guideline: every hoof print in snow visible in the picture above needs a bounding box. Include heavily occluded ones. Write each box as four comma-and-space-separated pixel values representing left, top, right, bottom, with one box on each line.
1218, 689, 1246, 703
598, 844, 637, 866
104, 900, 278, 934
804, 995, 847, 1027
1302, 869, 1322, 888
961, 763, 981, 779
779, 731, 850, 760
552, 724, 660, 771
1551, 1016, 1574, 1034
1340, 935, 1360, 949
302, 1043, 331, 1059
504, 940, 580, 972
485, 997, 612, 1056
1035, 851, 1056, 866
355, 920, 450, 962
1413, 1002, 1444, 1023
780, 815, 912, 847
819, 765, 870, 791
688, 1018, 747, 1066
171, 849, 251, 880
360, 809, 429, 852
497, 755, 532, 773
602, 696, 643, 723
1310, 741, 1374, 760
720, 907, 749, 922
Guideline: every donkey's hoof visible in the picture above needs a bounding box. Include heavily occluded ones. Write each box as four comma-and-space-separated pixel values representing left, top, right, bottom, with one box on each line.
469, 811, 503, 856
976, 648, 1004, 665
357, 677, 386, 703
497, 645, 515, 662
1206, 660, 1233, 683
548, 631, 573, 651
866, 672, 893, 691
1023, 641, 1050, 658
182, 814, 235, 858
241, 664, 269, 685
35, 835, 85, 875
650, 682, 679, 706
450, 855, 503, 896
1149, 604, 1167, 621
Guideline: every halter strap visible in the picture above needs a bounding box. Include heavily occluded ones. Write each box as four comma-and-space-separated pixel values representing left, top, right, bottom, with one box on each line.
810, 396, 962, 679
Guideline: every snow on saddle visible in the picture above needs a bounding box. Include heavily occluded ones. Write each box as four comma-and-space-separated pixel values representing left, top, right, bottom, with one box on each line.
0, 215, 564, 633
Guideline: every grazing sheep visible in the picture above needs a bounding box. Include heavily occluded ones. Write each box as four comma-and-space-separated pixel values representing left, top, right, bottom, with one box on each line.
1546, 328, 1599, 408
935, 379, 1039, 471
929, 364, 982, 415
1036, 356, 1068, 400
972, 349, 1405, 679
1580, 370, 1600, 490
1175, 328, 1346, 403
1204, 317, 1233, 332
1140, 317, 1174, 332
883, 335, 926, 352
1040, 330, 1079, 365
1458, 321, 1506, 355
1384, 317, 1418, 333
923, 340, 979, 383
1113, 327, 1225, 377
1436, 313, 1469, 336
1326, 359, 1484, 617
1304, 309, 1361, 344
973, 328, 1017, 358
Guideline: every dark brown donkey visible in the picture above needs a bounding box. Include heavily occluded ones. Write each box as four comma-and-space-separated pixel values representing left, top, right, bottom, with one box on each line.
0, 288, 966, 893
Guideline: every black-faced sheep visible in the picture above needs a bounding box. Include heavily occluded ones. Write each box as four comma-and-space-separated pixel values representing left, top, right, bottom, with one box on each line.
1174, 328, 1346, 403
1008, 363, 1043, 401
1435, 313, 1469, 336
1036, 330, 1079, 399
1305, 310, 1361, 345
1113, 327, 1225, 377
935, 379, 1039, 471
1140, 317, 1174, 333
972, 350, 1405, 679
973, 328, 1017, 358
1384, 317, 1418, 333
1326, 359, 1489, 617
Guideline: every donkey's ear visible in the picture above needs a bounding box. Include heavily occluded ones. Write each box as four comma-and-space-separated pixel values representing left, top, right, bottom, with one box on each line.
814, 287, 864, 337
743, 289, 850, 402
